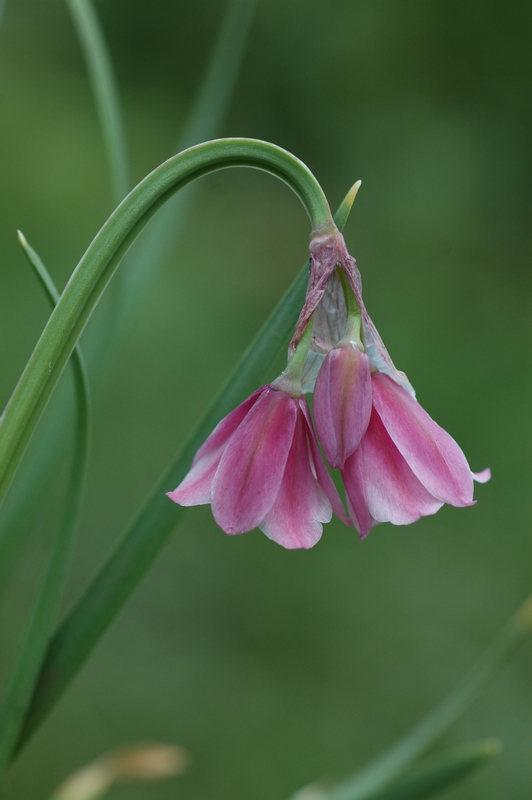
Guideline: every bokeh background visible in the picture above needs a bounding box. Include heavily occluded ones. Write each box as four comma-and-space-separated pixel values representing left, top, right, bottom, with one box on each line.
0, 0, 531, 797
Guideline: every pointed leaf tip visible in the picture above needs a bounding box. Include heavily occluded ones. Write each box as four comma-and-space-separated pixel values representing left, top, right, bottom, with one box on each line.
17, 230, 27, 247
347, 180, 361, 206
335, 180, 362, 231
479, 738, 503, 758
514, 595, 532, 632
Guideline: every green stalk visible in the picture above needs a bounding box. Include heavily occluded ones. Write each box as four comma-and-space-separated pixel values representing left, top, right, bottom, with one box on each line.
0, 138, 334, 511
0, 235, 91, 775
115, 0, 257, 335
322, 596, 532, 800
66, 0, 130, 205
361, 740, 501, 800
14, 183, 359, 753
0, 0, 256, 590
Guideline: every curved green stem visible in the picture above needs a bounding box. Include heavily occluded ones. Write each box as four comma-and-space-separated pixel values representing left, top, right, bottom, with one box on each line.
0, 0, 257, 596
13, 182, 358, 754
0, 138, 334, 510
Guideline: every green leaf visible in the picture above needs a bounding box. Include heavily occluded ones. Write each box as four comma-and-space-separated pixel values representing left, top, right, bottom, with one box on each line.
0, 235, 91, 776
317, 597, 532, 800
0, 0, 256, 590
360, 739, 501, 800
113, 0, 257, 342
0, 138, 333, 510
66, 0, 130, 206
14, 182, 360, 753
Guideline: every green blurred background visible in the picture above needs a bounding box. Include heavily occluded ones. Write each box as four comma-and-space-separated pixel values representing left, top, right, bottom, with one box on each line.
0, 0, 531, 797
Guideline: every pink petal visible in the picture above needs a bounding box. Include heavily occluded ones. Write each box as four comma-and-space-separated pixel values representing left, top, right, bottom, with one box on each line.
371, 374, 475, 507
260, 410, 331, 549
344, 409, 443, 531
313, 344, 372, 469
341, 451, 374, 540
167, 387, 266, 506
211, 388, 298, 534
300, 399, 351, 525
473, 468, 491, 483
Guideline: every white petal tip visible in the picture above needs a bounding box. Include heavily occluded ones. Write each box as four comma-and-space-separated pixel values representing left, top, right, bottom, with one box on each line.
473, 467, 491, 484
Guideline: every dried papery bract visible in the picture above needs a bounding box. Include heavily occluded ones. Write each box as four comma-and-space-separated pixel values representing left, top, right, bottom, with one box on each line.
290, 226, 414, 398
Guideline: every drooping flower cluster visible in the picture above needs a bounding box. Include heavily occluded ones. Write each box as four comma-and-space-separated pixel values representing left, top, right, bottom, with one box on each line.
168, 226, 489, 548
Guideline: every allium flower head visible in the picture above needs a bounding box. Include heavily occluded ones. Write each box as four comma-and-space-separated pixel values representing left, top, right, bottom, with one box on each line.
287, 222, 490, 540
168, 209, 489, 548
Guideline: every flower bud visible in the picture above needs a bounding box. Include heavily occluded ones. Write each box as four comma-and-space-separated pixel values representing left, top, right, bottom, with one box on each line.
313, 342, 372, 469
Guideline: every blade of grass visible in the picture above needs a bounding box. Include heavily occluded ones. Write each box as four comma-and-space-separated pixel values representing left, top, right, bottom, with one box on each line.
321, 596, 532, 800
0, 138, 335, 509
115, 0, 257, 340
14, 183, 360, 753
66, 0, 129, 206
0, 413, 65, 600
359, 739, 501, 800
0, 0, 256, 589
0, 235, 91, 776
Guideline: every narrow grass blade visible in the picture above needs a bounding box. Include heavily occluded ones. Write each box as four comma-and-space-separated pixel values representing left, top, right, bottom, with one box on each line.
66, 0, 129, 205
321, 596, 532, 800
0, 0, 256, 587
14, 184, 360, 753
0, 139, 334, 510
0, 235, 91, 776
115, 0, 257, 339
361, 739, 501, 800
0, 410, 65, 600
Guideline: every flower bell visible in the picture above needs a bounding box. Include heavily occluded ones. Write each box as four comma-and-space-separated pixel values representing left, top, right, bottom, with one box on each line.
341, 373, 491, 538
169, 207, 489, 548
300, 225, 489, 538
167, 324, 348, 549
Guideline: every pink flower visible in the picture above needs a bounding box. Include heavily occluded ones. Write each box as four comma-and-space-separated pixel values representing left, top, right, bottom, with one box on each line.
167, 385, 348, 549
313, 342, 372, 469
341, 373, 491, 539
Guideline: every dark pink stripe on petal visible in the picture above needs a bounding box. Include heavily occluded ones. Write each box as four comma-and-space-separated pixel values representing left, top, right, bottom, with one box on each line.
313, 345, 372, 469
211, 388, 297, 534
167, 386, 266, 507
371, 374, 474, 506
191, 386, 266, 467
260, 410, 331, 549
357, 410, 443, 526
